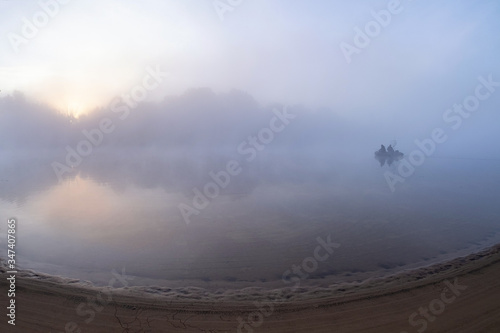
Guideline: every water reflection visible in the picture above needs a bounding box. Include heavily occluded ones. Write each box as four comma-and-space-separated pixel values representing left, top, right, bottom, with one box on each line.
374, 144, 404, 166
1, 148, 499, 287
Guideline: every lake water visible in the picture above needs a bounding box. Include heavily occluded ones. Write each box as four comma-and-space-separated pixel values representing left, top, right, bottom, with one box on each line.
1, 148, 499, 288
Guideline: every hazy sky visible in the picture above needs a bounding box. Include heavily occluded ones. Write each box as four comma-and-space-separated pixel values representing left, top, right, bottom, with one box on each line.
1, 2, 500, 262
0, 0, 498, 116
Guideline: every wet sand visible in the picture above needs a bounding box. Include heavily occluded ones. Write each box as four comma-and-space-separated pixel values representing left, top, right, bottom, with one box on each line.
1, 244, 500, 332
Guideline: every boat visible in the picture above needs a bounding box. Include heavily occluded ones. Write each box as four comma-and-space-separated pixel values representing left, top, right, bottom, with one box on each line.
374, 145, 404, 166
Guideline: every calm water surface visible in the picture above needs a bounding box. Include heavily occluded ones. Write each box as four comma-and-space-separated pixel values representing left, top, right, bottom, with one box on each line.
1, 148, 499, 287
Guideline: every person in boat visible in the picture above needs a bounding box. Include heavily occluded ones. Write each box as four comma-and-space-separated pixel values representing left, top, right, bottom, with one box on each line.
379, 144, 387, 154
387, 145, 394, 154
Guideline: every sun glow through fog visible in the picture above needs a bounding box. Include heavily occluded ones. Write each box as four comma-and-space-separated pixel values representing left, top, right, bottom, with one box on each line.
0, 0, 195, 117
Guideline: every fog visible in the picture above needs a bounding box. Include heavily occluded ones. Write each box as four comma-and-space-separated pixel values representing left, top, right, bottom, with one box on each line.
1, 0, 500, 287
1, 78, 499, 161
0, 80, 499, 204
1, 0, 499, 159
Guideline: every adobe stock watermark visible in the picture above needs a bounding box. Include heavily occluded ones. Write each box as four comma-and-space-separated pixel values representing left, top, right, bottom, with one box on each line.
178, 106, 296, 224
340, 0, 411, 64
54, 267, 134, 333
400, 278, 467, 333
236, 235, 340, 333
213, 0, 244, 21
7, 0, 72, 53
385, 74, 499, 192
51, 65, 169, 183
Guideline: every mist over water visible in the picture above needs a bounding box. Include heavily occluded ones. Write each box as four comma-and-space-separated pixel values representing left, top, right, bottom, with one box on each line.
1, 88, 499, 287
1, 0, 500, 290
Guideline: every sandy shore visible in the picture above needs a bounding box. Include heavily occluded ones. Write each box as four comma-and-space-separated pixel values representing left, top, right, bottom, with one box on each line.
1, 244, 500, 332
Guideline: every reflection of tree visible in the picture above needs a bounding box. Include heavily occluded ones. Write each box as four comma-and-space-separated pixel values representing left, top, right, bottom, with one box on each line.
0, 148, 346, 203
0, 152, 59, 204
